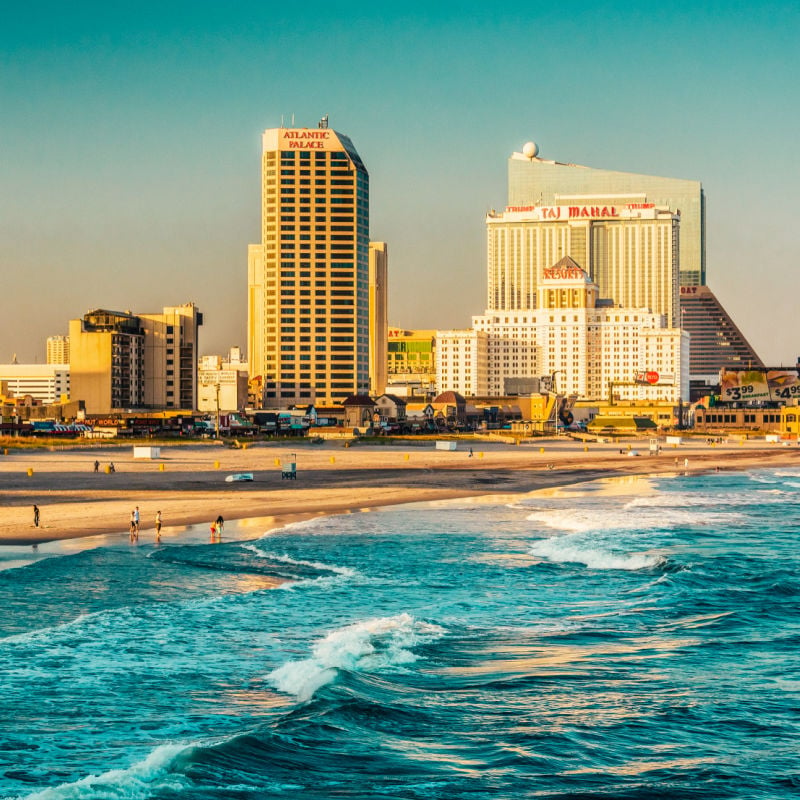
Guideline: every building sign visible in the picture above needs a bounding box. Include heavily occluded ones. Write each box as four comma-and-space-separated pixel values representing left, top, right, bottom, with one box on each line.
717, 368, 800, 402
280, 129, 333, 150
766, 369, 800, 400
505, 205, 619, 219
542, 266, 585, 280
721, 369, 770, 401
680, 286, 700, 295
635, 371, 661, 385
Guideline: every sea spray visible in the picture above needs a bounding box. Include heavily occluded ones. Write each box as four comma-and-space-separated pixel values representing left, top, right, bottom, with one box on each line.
19, 742, 191, 800
268, 613, 445, 701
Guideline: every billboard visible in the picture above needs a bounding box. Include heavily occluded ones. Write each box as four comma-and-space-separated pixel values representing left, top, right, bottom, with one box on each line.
720, 368, 800, 402
766, 369, 800, 401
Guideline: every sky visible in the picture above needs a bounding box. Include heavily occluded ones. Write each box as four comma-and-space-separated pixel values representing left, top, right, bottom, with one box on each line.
1, 1, 799, 365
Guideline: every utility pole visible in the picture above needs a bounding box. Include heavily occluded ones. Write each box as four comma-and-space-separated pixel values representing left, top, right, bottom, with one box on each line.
214, 382, 220, 438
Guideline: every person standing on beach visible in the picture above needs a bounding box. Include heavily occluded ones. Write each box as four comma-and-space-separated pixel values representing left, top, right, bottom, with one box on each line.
155, 510, 162, 541
133, 506, 140, 535
215, 515, 224, 535
130, 511, 137, 541
93, 460, 99, 473
33, 505, 40, 528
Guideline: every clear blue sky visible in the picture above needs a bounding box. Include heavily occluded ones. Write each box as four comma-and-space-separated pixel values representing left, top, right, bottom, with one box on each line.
2, 1, 798, 364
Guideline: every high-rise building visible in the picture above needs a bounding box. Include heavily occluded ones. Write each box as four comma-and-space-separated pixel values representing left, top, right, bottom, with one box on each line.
486, 201, 680, 326
506, 142, 762, 389
507, 144, 705, 287
69, 304, 202, 414
46, 335, 70, 365
248, 119, 370, 407
369, 242, 388, 396
679, 285, 764, 388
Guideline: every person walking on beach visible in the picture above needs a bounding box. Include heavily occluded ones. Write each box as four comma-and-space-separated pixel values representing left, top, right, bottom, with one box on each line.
155, 510, 162, 541
33, 505, 40, 528
109, 461, 116, 473
129, 510, 137, 541
93, 460, 99, 473
215, 515, 224, 535
133, 506, 140, 535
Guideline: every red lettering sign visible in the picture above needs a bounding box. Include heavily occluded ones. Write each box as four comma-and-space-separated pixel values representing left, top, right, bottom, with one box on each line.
282, 130, 330, 150
568, 206, 617, 219
543, 267, 584, 280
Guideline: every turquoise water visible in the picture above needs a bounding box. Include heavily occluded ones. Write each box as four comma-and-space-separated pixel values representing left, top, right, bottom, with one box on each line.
1, 468, 799, 799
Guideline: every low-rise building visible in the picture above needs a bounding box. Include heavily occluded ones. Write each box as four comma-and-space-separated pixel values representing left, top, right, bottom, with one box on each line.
0, 363, 70, 404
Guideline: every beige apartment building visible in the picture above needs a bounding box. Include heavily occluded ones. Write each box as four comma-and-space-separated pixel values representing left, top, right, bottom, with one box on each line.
369, 242, 388, 396
247, 119, 371, 407
69, 304, 202, 414
198, 349, 249, 413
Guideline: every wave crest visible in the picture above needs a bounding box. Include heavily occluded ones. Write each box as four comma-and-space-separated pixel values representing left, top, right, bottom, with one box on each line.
19, 742, 190, 800
267, 613, 445, 701
530, 537, 663, 571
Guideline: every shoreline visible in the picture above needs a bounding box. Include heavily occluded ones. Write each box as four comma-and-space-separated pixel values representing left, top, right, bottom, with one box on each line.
1, 439, 799, 546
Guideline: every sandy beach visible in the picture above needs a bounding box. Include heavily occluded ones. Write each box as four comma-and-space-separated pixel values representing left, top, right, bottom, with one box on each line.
1, 436, 799, 545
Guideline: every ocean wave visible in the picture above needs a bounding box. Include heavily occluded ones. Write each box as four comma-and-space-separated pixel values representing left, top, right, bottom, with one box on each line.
526, 503, 745, 535
0, 608, 133, 648
529, 536, 663, 571
241, 543, 356, 578
258, 516, 331, 537
267, 613, 446, 702
17, 742, 191, 800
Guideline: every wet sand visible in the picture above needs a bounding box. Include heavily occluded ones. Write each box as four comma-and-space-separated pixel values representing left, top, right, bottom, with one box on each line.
1, 437, 799, 545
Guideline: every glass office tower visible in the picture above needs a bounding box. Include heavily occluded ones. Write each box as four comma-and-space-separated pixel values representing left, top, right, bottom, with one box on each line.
507, 151, 705, 287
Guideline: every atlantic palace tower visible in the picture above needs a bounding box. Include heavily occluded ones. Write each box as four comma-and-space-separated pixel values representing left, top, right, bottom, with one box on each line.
248, 120, 370, 407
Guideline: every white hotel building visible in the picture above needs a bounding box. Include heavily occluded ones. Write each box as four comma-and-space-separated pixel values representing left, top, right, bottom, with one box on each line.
0, 364, 70, 404
437, 258, 688, 403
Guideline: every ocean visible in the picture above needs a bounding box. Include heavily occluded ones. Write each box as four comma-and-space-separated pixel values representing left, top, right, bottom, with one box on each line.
1, 467, 798, 799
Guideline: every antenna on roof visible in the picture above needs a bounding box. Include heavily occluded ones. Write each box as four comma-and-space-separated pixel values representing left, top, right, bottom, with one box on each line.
318, 114, 329, 129
291, 113, 295, 126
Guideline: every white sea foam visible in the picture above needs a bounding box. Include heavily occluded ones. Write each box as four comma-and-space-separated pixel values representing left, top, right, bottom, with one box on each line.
268, 613, 445, 701
18, 742, 190, 800
530, 536, 662, 571
527, 498, 746, 536
241, 543, 356, 578
257, 516, 331, 537
0, 608, 130, 647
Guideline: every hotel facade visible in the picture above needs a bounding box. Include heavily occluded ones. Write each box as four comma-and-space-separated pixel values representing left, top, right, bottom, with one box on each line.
507, 147, 705, 287
438, 259, 688, 403
486, 201, 680, 327
247, 121, 371, 407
